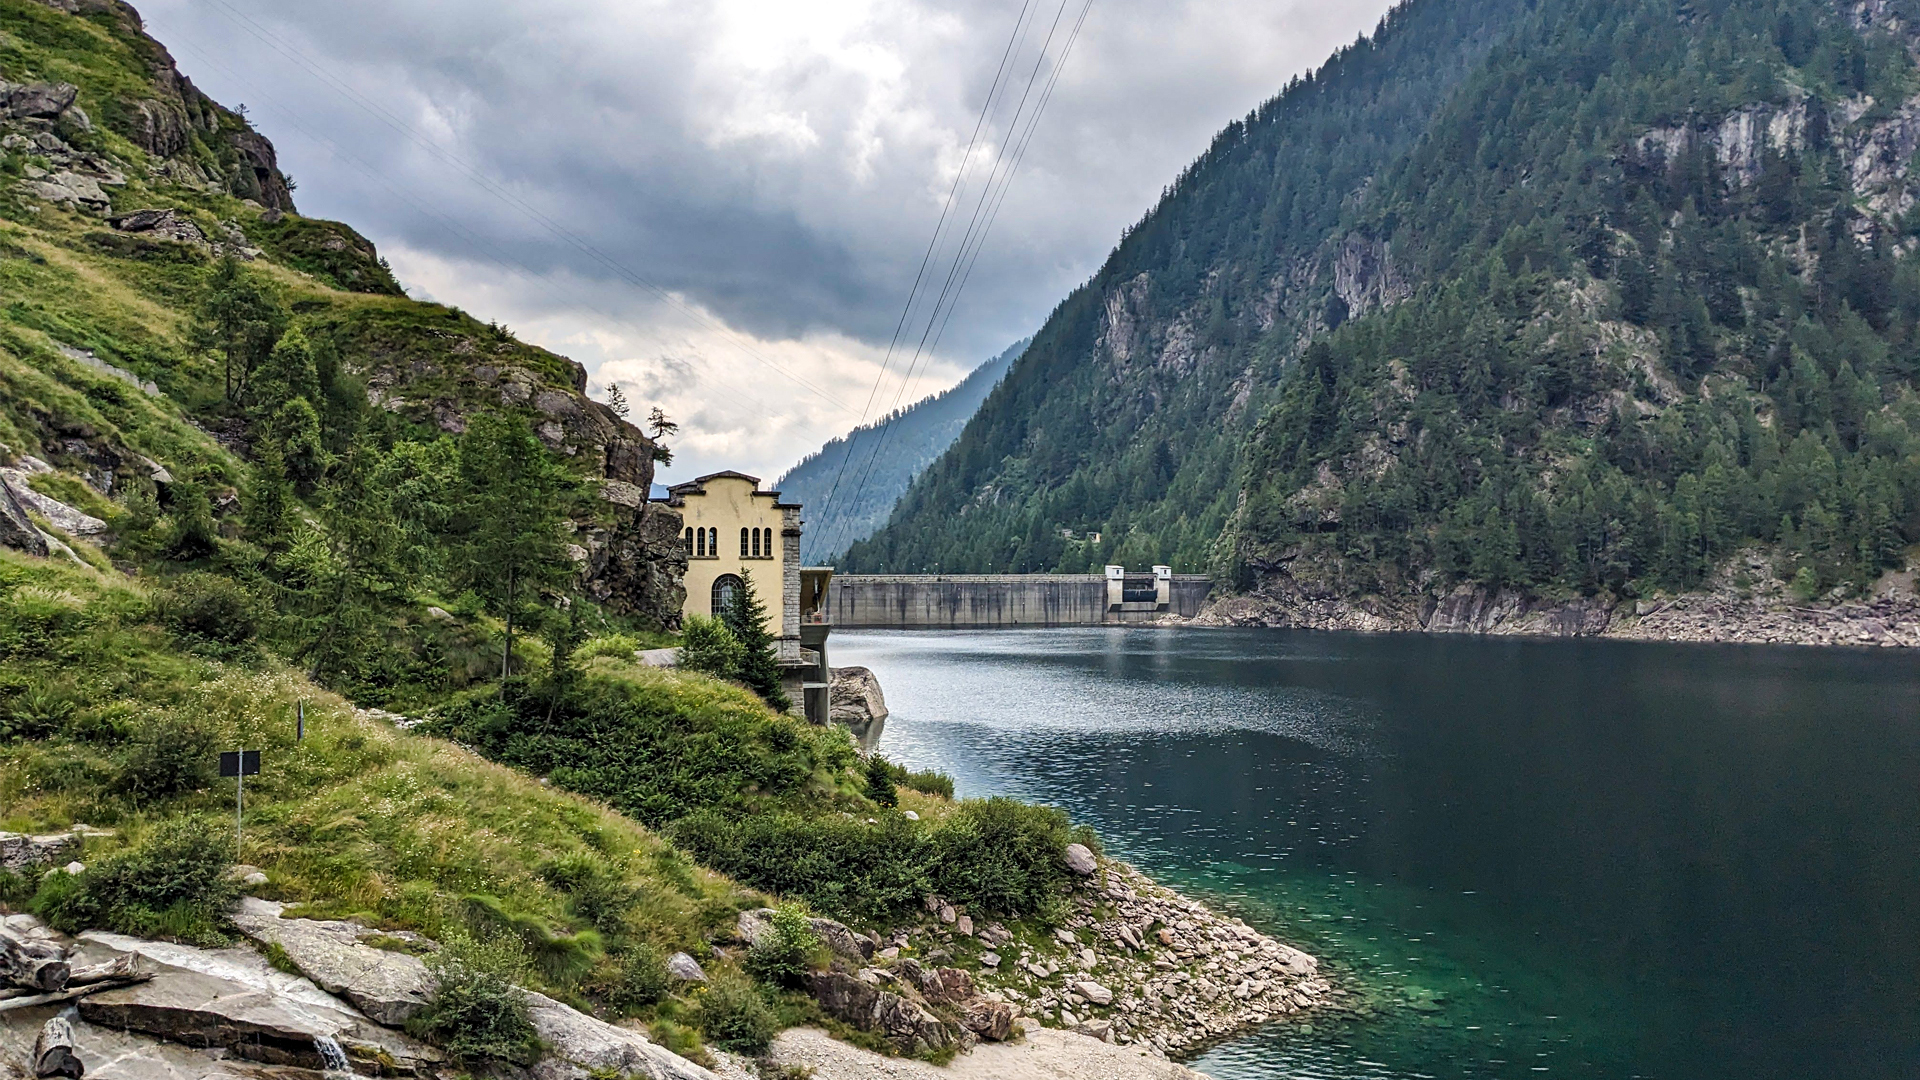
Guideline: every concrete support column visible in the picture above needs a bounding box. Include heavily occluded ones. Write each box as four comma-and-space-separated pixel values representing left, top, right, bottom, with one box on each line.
1154, 565, 1173, 610
1106, 565, 1126, 610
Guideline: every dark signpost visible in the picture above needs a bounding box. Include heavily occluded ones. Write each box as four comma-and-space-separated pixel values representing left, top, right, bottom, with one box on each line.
220, 750, 260, 846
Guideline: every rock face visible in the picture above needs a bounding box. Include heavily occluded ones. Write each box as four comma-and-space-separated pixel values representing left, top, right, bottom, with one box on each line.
829, 666, 888, 736
227, 897, 434, 1026
581, 486, 688, 629
524, 990, 718, 1080
0, 830, 96, 872
1, 471, 104, 536
1207, 548, 1920, 648
808, 971, 956, 1057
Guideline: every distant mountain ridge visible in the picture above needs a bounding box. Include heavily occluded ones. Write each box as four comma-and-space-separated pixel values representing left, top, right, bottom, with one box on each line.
777, 339, 1026, 563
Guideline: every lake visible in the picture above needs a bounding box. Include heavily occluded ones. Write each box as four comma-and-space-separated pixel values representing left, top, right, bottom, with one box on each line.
829, 628, 1920, 1080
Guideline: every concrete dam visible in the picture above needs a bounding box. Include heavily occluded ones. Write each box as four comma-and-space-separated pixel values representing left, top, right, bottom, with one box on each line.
828, 566, 1212, 629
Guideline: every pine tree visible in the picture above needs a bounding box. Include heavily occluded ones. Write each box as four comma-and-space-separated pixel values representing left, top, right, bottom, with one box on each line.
193, 257, 287, 404
721, 573, 790, 711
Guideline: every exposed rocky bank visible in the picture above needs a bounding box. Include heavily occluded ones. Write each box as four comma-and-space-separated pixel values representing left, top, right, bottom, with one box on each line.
1205, 551, 1920, 647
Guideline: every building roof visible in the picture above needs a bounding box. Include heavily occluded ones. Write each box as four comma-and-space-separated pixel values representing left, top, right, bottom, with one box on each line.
656, 470, 802, 509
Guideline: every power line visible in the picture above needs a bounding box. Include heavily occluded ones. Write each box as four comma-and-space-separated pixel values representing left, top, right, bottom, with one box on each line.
817, 0, 1040, 524
839, 0, 1095, 523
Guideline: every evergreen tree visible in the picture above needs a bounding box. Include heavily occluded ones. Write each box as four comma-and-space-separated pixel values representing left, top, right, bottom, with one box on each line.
452, 415, 578, 679
720, 573, 790, 711
193, 257, 287, 404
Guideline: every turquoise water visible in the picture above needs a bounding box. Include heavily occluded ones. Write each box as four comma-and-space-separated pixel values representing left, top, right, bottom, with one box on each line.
830, 628, 1920, 1079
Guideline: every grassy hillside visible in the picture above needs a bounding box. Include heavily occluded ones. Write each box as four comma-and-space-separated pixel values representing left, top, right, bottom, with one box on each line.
846, 0, 1920, 619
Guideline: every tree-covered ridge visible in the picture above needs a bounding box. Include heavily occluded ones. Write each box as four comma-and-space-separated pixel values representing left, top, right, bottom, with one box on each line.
843, 0, 1530, 573
776, 338, 1024, 563
850, 0, 1920, 616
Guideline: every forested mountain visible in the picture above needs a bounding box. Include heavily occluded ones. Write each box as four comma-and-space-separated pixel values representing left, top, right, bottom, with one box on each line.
777, 338, 1024, 563
845, 0, 1920, 629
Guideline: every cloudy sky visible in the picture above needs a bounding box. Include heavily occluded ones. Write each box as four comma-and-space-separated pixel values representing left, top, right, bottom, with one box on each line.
137, 0, 1392, 482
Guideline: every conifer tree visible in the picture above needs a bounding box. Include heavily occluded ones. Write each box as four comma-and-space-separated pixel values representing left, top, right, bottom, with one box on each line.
452, 414, 578, 679
721, 573, 790, 711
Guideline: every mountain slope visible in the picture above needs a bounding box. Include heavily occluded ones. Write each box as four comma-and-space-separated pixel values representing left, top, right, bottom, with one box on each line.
847, 0, 1920, 636
841, 0, 1530, 574
776, 338, 1025, 563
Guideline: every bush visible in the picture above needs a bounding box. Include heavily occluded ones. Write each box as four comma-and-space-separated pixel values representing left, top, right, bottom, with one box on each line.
673, 811, 931, 923
408, 934, 540, 1066
32, 816, 239, 944
743, 903, 821, 989
120, 716, 218, 801
159, 573, 258, 645
695, 973, 777, 1054
678, 616, 744, 680
608, 942, 671, 1012
903, 768, 955, 800
932, 798, 1072, 921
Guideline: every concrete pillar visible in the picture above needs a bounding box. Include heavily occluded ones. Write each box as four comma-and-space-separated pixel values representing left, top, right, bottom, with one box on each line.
1154, 565, 1173, 610
1106, 565, 1126, 610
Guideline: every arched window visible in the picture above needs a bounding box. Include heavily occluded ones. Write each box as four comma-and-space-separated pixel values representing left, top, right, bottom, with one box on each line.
750, 528, 761, 558
694, 528, 705, 558
741, 527, 751, 558
710, 528, 719, 555
684, 527, 694, 554
762, 528, 774, 558
712, 574, 744, 616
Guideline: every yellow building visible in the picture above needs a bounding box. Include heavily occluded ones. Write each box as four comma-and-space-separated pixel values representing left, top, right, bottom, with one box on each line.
655, 471, 833, 720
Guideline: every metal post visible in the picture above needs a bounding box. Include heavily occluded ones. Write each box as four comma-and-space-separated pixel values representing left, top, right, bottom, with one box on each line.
236, 751, 244, 852
297, 700, 304, 742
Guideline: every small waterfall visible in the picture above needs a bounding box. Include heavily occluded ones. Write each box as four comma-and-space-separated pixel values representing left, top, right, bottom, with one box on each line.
312, 1034, 354, 1076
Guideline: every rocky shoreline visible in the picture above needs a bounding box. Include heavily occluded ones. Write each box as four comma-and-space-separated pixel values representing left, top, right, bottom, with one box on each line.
1198, 553, 1920, 648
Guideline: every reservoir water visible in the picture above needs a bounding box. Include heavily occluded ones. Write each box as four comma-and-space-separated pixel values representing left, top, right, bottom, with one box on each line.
830, 628, 1920, 1080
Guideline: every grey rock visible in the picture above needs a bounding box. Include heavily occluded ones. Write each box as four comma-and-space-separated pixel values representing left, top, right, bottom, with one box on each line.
0, 480, 48, 557
1075, 980, 1114, 1006
1065, 843, 1098, 876
808, 970, 955, 1057
108, 208, 210, 251
3, 471, 104, 535
523, 990, 718, 1080
962, 997, 1015, 1041
0, 81, 78, 121
829, 667, 888, 736
227, 897, 434, 1027
20, 171, 110, 211
665, 951, 707, 983
0, 831, 86, 873
736, 908, 871, 963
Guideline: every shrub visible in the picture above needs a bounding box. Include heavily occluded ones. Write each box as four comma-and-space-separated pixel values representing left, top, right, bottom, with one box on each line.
460, 893, 602, 986
932, 798, 1072, 920
678, 616, 744, 680
695, 973, 777, 1054
409, 934, 540, 1066
903, 768, 955, 800
0, 687, 74, 741
576, 633, 644, 662
863, 755, 898, 808
673, 811, 931, 923
159, 573, 258, 645
607, 942, 671, 1012
743, 903, 821, 989
33, 816, 239, 944
120, 716, 218, 801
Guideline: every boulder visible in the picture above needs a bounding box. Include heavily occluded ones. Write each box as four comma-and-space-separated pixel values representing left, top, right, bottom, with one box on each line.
227, 897, 434, 1026
829, 668, 888, 736
961, 997, 1014, 1041
665, 952, 707, 983
808, 970, 955, 1057
2, 472, 105, 535
736, 908, 871, 963
108, 208, 210, 249
1074, 980, 1114, 1006
523, 990, 718, 1080
1065, 843, 1098, 876
0, 81, 78, 121
0, 481, 49, 557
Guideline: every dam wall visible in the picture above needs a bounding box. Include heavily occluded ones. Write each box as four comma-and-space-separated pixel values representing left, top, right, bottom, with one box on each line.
829, 572, 1212, 629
